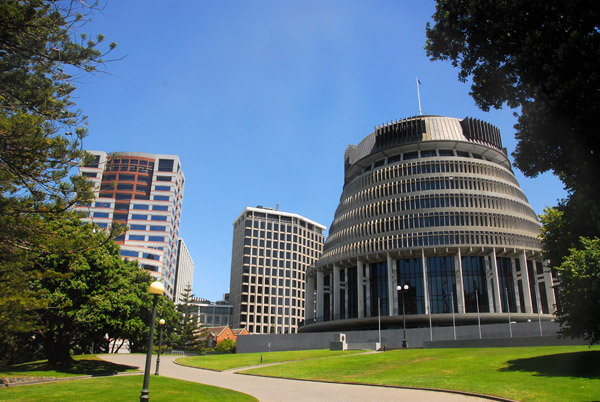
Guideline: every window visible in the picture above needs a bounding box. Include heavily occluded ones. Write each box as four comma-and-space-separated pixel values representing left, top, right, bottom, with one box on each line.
132, 204, 149, 210
152, 205, 168, 211
128, 235, 145, 241
113, 213, 128, 221
156, 176, 171, 182
117, 183, 134, 190
121, 250, 139, 258
148, 236, 165, 242
84, 155, 100, 168
158, 159, 174, 172
82, 172, 97, 178
153, 195, 170, 201
119, 174, 135, 181
94, 202, 111, 208
131, 214, 148, 220
155, 185, 171, 191
151, 215, 168, 221
129, 224, 146, 230
93, 212, 110, 218
149, 225, 166, 232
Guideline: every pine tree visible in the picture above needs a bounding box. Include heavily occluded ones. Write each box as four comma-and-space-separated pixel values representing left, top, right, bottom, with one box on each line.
175, 285, 205, 351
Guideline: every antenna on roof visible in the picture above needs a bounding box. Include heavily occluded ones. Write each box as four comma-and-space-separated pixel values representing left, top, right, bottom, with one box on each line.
416, 77, 423, 116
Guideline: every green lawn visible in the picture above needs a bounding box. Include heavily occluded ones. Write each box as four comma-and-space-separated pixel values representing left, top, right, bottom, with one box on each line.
176, 349, 364, 371
0, 375, 257, 402
240, 346, 599, 402
0, 355, 137, 379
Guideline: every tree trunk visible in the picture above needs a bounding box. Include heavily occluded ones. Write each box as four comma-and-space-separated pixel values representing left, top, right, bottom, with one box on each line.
45, 336, 73, 366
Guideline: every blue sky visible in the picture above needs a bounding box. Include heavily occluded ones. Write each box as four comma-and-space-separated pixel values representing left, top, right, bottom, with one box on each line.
75, 1, 566, 302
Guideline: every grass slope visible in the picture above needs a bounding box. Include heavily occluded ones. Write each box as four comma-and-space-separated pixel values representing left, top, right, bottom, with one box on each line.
0, 355, 136, 380
176, 349, 363, 371
0, 375, 257, 402
240, 346, 599, 402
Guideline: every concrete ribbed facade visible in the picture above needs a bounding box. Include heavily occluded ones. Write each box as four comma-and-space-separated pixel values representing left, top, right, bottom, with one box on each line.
303, 115, 556, 332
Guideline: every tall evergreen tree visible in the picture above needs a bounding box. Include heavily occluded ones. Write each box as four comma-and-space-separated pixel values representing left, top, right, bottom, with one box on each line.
0, 0, 119, 337
175, 285, 205, 351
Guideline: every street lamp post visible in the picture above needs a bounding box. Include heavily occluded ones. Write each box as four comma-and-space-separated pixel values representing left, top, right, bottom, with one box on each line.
397, 284, 409, 348
155, 319, 166, 375
140, 281, 165, 402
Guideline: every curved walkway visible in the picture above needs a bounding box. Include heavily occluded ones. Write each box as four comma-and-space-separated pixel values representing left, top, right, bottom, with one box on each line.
100, 354, 499, 402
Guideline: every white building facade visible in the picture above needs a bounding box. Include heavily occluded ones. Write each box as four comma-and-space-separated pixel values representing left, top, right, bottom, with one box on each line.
230, 206, 325, 334
174, 239, 195, 303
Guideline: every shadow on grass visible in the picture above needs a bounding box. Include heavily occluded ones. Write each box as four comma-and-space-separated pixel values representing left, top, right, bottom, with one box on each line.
501, 351, 600, 379
1, 358, 137, 377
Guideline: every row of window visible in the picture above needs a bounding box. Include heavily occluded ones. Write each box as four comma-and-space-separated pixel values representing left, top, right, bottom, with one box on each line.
245, 219, 323, 239
91, 212, 170, 222
126, 234, 168, 242
120, 250, 161, 260
346, 154, 516, 191
329, 192, 538, 240
326, 210, 541, 251
97, 192, 173, 202
244, 325, 296, 334
93, 202, 169, 212
313, 256, 550, 318
340, 175, 528, 217
321, 230, 541, 262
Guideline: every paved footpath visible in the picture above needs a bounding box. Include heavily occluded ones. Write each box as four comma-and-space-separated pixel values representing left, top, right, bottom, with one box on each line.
100, 354, 499, 402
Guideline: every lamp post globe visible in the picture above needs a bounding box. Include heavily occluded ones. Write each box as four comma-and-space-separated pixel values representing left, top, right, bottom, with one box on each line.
155, 319, 166, 376
397, 284, 409, 348
140, 281, 164, 402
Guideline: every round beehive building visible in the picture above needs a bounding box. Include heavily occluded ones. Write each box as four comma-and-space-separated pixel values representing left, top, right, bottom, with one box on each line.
303, 115, 555, 332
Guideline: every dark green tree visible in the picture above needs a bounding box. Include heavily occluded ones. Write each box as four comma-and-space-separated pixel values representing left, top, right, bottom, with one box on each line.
22, 215, 171, 365
426, 1, 600, 339
553, 237, 600, 345
425, 0, 600, 201
174, 285, 205, 351
0, 0, 119, 338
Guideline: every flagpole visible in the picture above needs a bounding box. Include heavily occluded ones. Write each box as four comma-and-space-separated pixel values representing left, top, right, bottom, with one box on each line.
416, 76, 422, 116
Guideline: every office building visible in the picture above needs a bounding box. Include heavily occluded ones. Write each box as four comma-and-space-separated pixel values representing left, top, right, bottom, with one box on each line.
303, 115, 556, 332
174, 239, 195, 303
230, 206, 325, 334
190, 297, 233, 328
76, 151, 185, 300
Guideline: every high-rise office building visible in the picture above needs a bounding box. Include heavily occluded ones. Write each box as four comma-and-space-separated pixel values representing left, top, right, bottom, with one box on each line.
174, 239, 195, 303
304, 115, 555, 332
230, 206, 325, 334
76, 151, 186, 300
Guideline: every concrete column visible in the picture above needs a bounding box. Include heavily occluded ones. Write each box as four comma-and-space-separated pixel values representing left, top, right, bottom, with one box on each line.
305, 274, 315, 322
387, 253, 396, 316
365, 262, 371, 317
357, 259, 364, 318
316, 269, 324, 321
543, 262, 557, 314
344, 268, 349, 319
333, 265, 340, 320
421, 249, 429, 314
455, 249, 465, 313
519, 250, 533, 313
510, 257, 521, 312
489, 249, 502, 313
